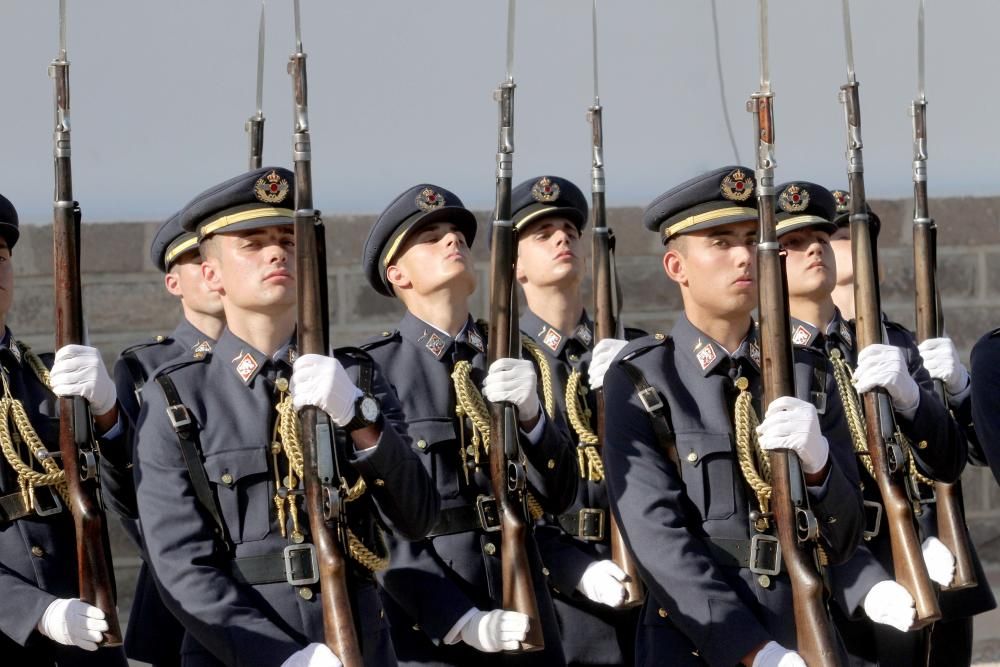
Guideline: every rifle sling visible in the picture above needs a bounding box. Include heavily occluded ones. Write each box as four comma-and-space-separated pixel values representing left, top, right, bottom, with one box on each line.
122, 350, 147, 406
155, 375, 231, 552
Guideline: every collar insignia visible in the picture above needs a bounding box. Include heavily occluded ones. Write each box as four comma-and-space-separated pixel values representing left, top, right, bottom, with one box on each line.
193, 340, 212, 355
254, 169, 290, 204
425, 333, 446, 358
415, 188, 445, 211
779, 184, 810, 213
468, 329, 484, 353
832, 190, 850, 215
9, 339, 21, 364
792, 325, 812, 346
574, 323, 593, 347
235, 352, 259, 383
543, 328, 562, 352
721, 168, 754, 202
749, 341, 761, 367
839, 321, 853, 346
696, 343, 717, 371
531, 176, 560, 203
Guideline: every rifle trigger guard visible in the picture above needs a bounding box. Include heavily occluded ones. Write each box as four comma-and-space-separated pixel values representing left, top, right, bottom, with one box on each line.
322, 484, 342, 523
886, 443, 905, 474
78, 450, 97, 481
795, 507, 819, 544
507, 460, 525, 494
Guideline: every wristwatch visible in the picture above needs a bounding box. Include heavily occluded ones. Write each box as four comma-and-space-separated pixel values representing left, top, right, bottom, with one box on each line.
345, 392, 381, 432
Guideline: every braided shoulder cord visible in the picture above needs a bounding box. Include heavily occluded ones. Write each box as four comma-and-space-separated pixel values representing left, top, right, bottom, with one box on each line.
733, 378, 771, 530
520, 337, 556, 419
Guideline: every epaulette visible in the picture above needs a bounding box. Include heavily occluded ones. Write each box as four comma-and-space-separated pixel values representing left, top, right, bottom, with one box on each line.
883, 318, 914, 336
333, 345, 374, 363
359, 329, 399, 351
121, 335, 173, 357
624, 326, 648, 342
151, 353, 209, 381
619, 332, 671, 362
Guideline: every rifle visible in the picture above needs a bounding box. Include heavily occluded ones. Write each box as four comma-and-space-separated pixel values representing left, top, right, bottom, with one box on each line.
49, 0, 122, 646
747, 3, 839, 663
246, 1, 266, 170
486, 0, 544, 652
288, 2, 362, 663
838, 0, 941, 628
586, 0, 643, 610
909, 0, 976, 591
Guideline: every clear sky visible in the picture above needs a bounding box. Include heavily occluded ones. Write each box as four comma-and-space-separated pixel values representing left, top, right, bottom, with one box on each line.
0, 0, 994, 223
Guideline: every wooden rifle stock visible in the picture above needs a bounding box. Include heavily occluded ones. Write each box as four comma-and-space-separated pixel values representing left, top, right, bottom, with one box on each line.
587, 104, 643, 608
49, 43, 122, 646
750, 89, 840, 666
486, 77, 544, 652
289, 36, 363, 666
842, 79, 941, 627
910, 98, 976, 591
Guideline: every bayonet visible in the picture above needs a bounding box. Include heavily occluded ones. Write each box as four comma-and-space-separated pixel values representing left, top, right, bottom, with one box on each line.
246, 0, 266, 170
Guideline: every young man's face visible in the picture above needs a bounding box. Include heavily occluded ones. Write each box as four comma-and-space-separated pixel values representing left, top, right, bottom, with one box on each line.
515, 216, 583, 290
0, 240, 13, 319
166, 251, 224, 318
780, 227, 837, 301
664, 220, 758, 319
829, 225, 853, 287
202, 225, 296, 315
388, 221, 475, 297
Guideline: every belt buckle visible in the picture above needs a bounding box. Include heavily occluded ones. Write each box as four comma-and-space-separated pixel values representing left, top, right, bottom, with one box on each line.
31, 486, 63, 517
166, 404, 192, 430
749, 534, 781, 576
283, 544, 319, 586
863, 500, 883, 541
637, 387, 663, 413
476, 495, 501, 533
577, 508, 606, 542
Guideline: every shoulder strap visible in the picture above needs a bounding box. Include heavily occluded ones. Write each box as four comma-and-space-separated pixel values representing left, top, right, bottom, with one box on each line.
122, 350, 148, 403
154, 375, 231, 552
618, 360, 680, 478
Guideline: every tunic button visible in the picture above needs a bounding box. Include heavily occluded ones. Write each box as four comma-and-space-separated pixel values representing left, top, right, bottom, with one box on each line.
657, 607, 668, 618
484, 543, 496, 556
298, 587, 314, 600
155, 335, 165, 342
31, 545, 44, 558
917, 440, 928, 450
275, 377, 289, 392
542, 567, 550, 577
569, 354, 579, 362
546, 459, 556, 470
221, 473, 234, 485
193, 351, 205, 360
381, 331, 391, 337
417, 439, 427, 450
758, 575, 771, 588
374, 478, 385, 487
686, 451, 698, 463
654, 333, 665, 341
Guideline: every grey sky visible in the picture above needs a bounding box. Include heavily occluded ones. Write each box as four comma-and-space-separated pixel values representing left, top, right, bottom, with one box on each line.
1, 1, 994, 224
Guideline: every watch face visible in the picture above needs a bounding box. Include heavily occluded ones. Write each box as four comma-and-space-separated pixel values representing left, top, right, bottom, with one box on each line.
360, 396, 380, 422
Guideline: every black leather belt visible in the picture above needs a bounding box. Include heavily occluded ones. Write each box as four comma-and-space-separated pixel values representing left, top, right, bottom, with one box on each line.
706, 535, 782, 576
427, 495, 500, 537
0, 486, 62, 524
232, 545, 319, 586
557, 508, 606, 542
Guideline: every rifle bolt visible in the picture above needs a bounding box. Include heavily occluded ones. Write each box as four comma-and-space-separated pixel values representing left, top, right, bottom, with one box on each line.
31, 545, 44, 557
483, 543, 496, 556
298, 587, 314, 600
757, 575, 771, 588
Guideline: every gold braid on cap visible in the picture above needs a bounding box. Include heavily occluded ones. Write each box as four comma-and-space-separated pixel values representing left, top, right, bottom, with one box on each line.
0, 343, 69, 511
733, 377, 772, 531
451, 359, 544, 521
273, 386, 388, 572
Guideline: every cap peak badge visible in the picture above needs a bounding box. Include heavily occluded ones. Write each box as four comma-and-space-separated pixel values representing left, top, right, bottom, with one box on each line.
832, 190, 850, 214
721, 169, 754, 202
254, 170, 290, 204
531, 176, 560, 203
416, 188, 445, 211
779, 184, 810, 213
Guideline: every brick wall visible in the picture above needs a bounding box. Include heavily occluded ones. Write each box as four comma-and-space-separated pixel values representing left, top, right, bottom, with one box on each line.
11, 196, 1000, 618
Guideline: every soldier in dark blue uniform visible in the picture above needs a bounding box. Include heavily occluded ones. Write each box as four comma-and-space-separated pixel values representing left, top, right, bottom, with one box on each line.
972, 329, 1000, 484
0, 193, 127, 665
113, 214, 225, 667
509, 175, 639, 666
825, 189, 992, 666
600, 167, 866, 667
133, 167, 439, 667
359, 184, 577, 666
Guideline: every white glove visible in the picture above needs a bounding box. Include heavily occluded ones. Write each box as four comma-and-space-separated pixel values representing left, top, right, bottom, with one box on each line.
576, 559, 629, 608
751, 641, 806, 667
50, 345, 117, 417
922, 536, 955, 587
482, 358, 540, 422
280, 643, 343, 667
36, 598, 108, 651
290, 354, 362, 427
853, 344, 920, 418
862, 580, 915, 632
917, 337, 970, 400
587, 338, 629, 390
756, 396, 829, 475
459, 609, 530, 653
